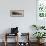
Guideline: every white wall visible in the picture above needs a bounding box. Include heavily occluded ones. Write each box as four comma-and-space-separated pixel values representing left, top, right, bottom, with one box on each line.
0, 0, 36, 42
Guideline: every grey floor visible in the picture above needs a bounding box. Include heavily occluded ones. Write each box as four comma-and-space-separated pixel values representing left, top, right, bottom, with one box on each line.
0, 42, 46, 46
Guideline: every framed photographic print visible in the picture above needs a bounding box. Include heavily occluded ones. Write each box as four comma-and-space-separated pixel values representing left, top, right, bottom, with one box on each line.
10, 10, 24, 17
37, 0, 46, 18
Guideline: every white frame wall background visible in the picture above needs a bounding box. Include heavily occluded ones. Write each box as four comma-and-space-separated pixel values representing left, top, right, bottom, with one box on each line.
36, 0, 46, 26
